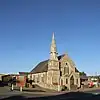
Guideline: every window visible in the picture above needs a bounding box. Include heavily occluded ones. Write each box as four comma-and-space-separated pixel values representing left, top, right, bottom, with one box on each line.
64, 67, 69, 74
60, 71, 62, 76
64, 67, 67, 74
66, 79, 68, 84
61, 79, 63, 85
41, 77, 44, 82
76, 79, 78, 84
59, 62, 61, 69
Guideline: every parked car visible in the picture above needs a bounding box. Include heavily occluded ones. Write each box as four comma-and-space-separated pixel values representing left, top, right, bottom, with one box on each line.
88, 78, 99, 88
88, 81, 94, 88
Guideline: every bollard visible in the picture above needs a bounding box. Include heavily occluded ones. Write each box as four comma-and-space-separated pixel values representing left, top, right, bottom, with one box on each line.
20, 86, 22, 92
58, 85, 61, 91
11, 84, 14, 91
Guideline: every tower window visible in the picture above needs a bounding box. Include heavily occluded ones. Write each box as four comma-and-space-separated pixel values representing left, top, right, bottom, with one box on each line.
60, 71, 62, 76
66, 79, 68, 84
59, 62, 61, 69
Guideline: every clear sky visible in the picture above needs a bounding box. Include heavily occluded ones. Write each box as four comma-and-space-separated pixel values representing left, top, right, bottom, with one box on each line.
0, 0, 100, 75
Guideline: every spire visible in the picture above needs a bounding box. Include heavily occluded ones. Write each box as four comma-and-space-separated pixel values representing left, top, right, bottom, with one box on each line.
52, 32, 54, 40
50, 32, 58, 60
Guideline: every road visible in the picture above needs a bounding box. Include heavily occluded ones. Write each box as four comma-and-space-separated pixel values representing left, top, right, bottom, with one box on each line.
0, 87, 100, 100
86, 89, 100, 95
0, 86, 59, 99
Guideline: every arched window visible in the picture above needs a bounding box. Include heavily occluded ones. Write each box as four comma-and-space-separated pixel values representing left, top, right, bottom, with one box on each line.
61, 79, 63, 85
66, 79, 68, 84
66, 62, 69, 74
59, 62, 61, 69
64, 67, 67, 74
60, 71, 62, 76
64, 64, 69, 74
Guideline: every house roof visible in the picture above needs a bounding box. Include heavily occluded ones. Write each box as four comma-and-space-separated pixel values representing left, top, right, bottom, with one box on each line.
19, 72, 30, 75
80, 75, 88, 80
31, 54, 79, 74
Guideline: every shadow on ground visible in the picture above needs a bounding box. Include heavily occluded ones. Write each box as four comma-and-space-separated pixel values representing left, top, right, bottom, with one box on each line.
0, 81, 7, 87
14, 88, 46, 92
1, 91, 100, 100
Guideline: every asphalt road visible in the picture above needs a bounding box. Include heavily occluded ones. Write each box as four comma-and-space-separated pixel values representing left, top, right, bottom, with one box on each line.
0, 86, 58, 99
0, 87, 100, 100
86, 89, 100, 95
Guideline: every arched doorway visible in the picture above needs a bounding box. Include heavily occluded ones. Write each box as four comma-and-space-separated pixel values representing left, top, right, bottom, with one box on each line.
70, 75, 77, 90
70, 75, 74, 85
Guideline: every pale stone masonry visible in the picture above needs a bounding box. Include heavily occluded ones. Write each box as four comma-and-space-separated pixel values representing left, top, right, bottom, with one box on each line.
29, 33, 80, 91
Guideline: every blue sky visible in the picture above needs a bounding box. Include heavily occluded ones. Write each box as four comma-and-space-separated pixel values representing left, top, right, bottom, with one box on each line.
0, 0, 100, 75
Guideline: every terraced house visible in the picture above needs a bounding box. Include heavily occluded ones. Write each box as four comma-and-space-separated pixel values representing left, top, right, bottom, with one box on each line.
28, 33, 81, 91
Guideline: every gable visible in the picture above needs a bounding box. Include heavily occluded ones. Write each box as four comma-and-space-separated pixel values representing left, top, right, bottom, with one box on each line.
59, 54, 79, 72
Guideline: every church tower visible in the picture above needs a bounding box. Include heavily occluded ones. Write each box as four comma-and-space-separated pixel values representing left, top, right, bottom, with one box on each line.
50, 33, 58, 61
48, 32, 59, 70
47, 32, 60, 90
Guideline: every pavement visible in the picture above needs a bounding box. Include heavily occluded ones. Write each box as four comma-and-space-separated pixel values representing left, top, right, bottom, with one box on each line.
0, 86, 100, 100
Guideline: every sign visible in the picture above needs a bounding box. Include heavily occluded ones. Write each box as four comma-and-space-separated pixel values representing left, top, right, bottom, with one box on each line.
16, 75, 26, 87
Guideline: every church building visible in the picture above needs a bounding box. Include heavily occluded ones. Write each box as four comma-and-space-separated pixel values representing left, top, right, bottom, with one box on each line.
28, 33, 80, 91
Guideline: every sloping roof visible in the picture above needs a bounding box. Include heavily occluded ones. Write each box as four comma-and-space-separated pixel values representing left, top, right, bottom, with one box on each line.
80, 75, 88, 80
30, 55, 65, 74
58, 54, 65, 60
31, 60, 48, 74
31, 54, 79, 74
75, 68, 79, 72
19, 72, 30, 75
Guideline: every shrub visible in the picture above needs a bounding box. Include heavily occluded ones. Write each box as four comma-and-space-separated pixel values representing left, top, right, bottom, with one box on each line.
61, 85, 67, 91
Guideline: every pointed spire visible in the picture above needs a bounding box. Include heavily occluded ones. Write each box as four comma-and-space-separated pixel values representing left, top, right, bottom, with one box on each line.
50, 32, 57, 53
52, 32, 55, 40
50, 32, 58, 61
51, 32, 56, 45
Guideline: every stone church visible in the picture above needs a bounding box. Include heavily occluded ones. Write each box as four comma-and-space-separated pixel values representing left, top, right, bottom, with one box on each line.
28, 33, 80, 91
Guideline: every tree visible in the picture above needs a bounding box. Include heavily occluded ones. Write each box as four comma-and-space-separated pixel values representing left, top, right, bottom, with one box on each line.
79, 72, 86, 76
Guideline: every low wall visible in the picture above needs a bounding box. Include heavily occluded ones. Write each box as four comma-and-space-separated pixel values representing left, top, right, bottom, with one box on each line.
32, 82, 61, 91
